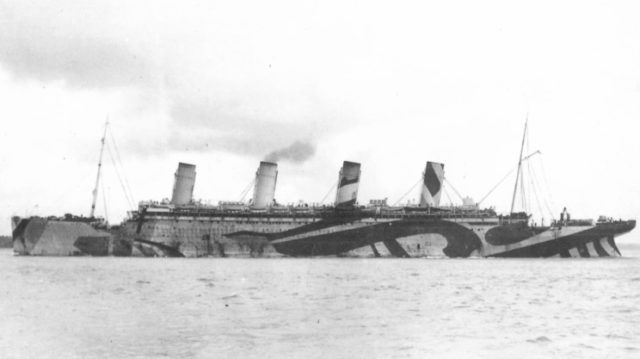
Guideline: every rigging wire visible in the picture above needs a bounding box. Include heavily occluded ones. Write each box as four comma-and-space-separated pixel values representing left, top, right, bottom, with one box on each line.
319, 181, 338, 204
90, 120, 109, 218
510, 121, 555, 221
510, 120, 528, 213
527, 160, 546, 221
444, 178, 464, 203
477, 150, 541, 206
477, 166, 518, 206
519, 166, 527, 213
536, 155, 557, 215
528, 157, 554, 219
238, 179, 256, 202
101, 172, 109, 223
106, 141, 135, 211
108, 128, 136, 205
52, 170, 95, 206
476, 119, 558, 222
442, 186, 454, 207
392, 177, 422, 206
521, 127, 531, 213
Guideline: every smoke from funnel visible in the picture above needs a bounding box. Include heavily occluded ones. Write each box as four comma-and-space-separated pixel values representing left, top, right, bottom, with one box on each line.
265, 141, 315, 163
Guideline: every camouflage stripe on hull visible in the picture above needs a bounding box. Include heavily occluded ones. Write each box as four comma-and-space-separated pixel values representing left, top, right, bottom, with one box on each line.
11, 217, 129, 256
269, 219, 634, 258
271, 219, 483, 258
127, 213, 635, 258
487, 221, 633, 258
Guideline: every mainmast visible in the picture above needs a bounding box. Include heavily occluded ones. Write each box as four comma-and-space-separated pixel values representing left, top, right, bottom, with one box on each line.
90, 119, 109, 218
510, 119, 528, 214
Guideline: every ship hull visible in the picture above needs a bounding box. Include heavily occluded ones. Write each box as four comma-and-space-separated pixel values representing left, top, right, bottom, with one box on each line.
12, 217, 131, 256
12, 212, 634, 258
485, 221, 632, 258
123, 211, 635, 258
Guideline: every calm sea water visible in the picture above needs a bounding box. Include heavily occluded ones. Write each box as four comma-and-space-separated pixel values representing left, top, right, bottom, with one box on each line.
1, 237, 639, 359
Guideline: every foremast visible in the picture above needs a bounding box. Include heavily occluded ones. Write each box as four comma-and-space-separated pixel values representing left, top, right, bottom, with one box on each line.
90, 119, 109, 218
510, 119, 527, 214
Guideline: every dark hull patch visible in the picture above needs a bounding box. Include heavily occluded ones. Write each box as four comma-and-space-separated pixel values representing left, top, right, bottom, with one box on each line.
485, 223, 546, 245
272, 219, 482, 258
593, 239, 610, 257
577, 243, 590, 257
74, 236, 110, 256
383, 239, 410, 258
134, 238, 185, 257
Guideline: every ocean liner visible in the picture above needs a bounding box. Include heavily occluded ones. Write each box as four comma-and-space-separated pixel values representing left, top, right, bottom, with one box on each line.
122, 157, 635, 258
12, 122, 636, 257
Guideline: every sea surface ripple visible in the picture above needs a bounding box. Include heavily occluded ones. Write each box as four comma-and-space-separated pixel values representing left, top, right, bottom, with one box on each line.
1, 241, 639, 359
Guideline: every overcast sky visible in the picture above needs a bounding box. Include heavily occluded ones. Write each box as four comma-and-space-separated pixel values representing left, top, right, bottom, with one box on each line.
1, 0, 639, 235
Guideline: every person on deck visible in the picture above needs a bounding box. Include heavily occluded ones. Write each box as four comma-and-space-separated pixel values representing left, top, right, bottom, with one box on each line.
560, 207, 569, 224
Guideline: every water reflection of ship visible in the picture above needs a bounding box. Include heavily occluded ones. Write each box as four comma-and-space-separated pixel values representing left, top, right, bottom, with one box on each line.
12, 121, 636, 257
